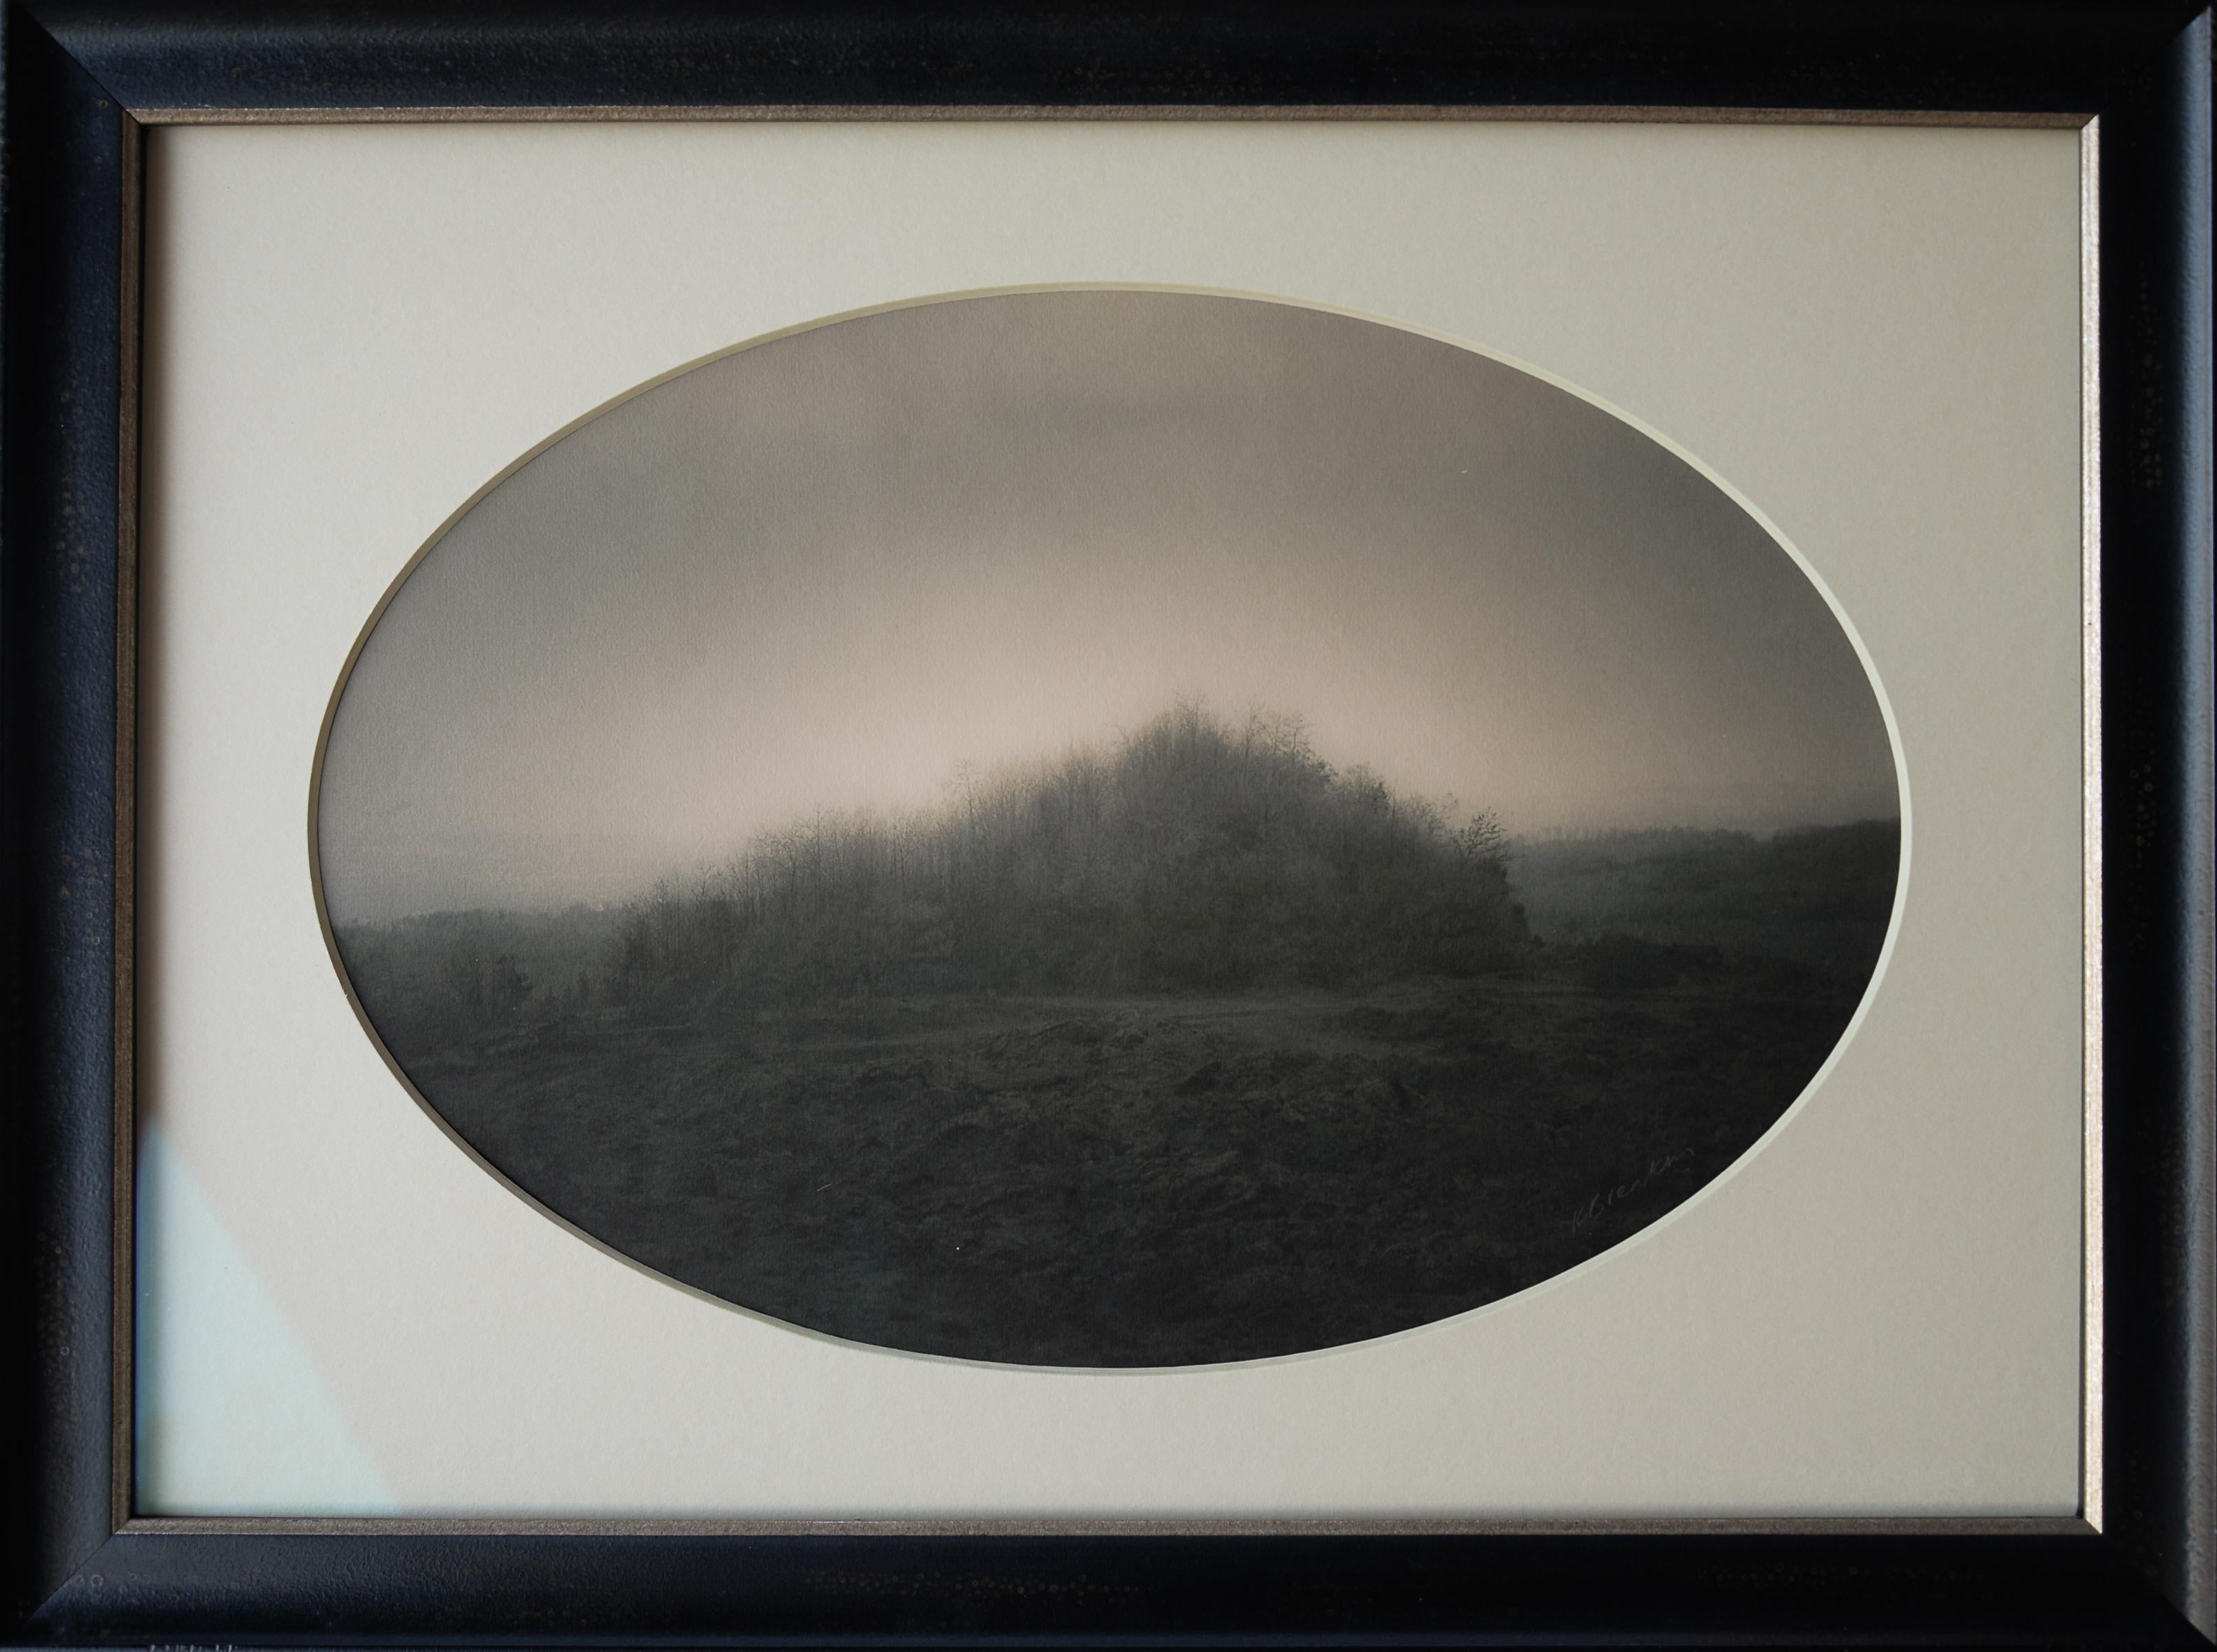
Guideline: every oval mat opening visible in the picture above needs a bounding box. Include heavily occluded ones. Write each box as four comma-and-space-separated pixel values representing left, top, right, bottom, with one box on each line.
316, 289, 1901, 1368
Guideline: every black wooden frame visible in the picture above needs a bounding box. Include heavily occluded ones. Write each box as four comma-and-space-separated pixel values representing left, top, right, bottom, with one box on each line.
4, 3, 2210, 1644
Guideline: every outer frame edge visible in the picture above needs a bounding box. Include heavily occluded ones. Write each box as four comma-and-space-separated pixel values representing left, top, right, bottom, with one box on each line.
2097, 6, 2215, 1642
3, 0, 128, 1629
10, 1, 2211, 1646
23, 0, 2205, 120
2175, 13, 2214, 1633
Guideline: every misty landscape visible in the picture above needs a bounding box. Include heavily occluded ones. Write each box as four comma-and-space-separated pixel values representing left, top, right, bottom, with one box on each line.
317, 288, 1902, 1366
334, 703, 1896, 1366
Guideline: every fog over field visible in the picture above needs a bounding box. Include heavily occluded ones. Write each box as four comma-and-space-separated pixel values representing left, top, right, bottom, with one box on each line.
317, 289, 1896, 926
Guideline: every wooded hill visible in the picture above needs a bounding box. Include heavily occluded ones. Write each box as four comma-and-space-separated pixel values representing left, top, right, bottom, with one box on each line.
610, 703, 1526, 1004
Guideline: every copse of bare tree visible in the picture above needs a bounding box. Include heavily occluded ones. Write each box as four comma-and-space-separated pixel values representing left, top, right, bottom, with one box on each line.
608, 703, 1527, 1004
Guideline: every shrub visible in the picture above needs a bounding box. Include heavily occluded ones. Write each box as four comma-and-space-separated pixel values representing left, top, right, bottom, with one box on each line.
615, 703, 1525, 1004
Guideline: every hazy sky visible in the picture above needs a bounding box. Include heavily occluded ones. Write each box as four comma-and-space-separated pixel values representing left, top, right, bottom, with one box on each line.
318, 289, 1898, 924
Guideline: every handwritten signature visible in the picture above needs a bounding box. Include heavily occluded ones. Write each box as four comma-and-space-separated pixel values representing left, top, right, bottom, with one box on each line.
1568, 1146, 1697, 1237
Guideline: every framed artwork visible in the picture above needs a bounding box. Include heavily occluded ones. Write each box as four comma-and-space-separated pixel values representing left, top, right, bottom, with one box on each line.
6, 3, 2210, 1644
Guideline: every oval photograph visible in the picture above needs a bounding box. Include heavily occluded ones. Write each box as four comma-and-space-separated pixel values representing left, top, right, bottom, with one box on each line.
317, 289, 1900, 1368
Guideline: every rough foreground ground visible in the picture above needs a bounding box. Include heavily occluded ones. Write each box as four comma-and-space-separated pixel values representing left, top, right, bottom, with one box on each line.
401, 955, 1865, 1366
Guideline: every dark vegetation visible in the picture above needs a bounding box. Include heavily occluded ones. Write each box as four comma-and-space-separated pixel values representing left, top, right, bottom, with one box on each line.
335, 706, 1898, 1366
621, 702, 1525, 1004
1510, 820, 1901, 980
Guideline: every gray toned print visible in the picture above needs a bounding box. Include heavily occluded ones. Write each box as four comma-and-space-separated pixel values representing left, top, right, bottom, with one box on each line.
316, 289, 1900, 1368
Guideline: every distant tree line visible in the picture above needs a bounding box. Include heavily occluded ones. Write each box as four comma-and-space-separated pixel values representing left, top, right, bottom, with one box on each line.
1509, 817, 1899, 978
333, 710, 1908, 1066
333, 905, 615, 1056
335, 703, 1529, 1052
